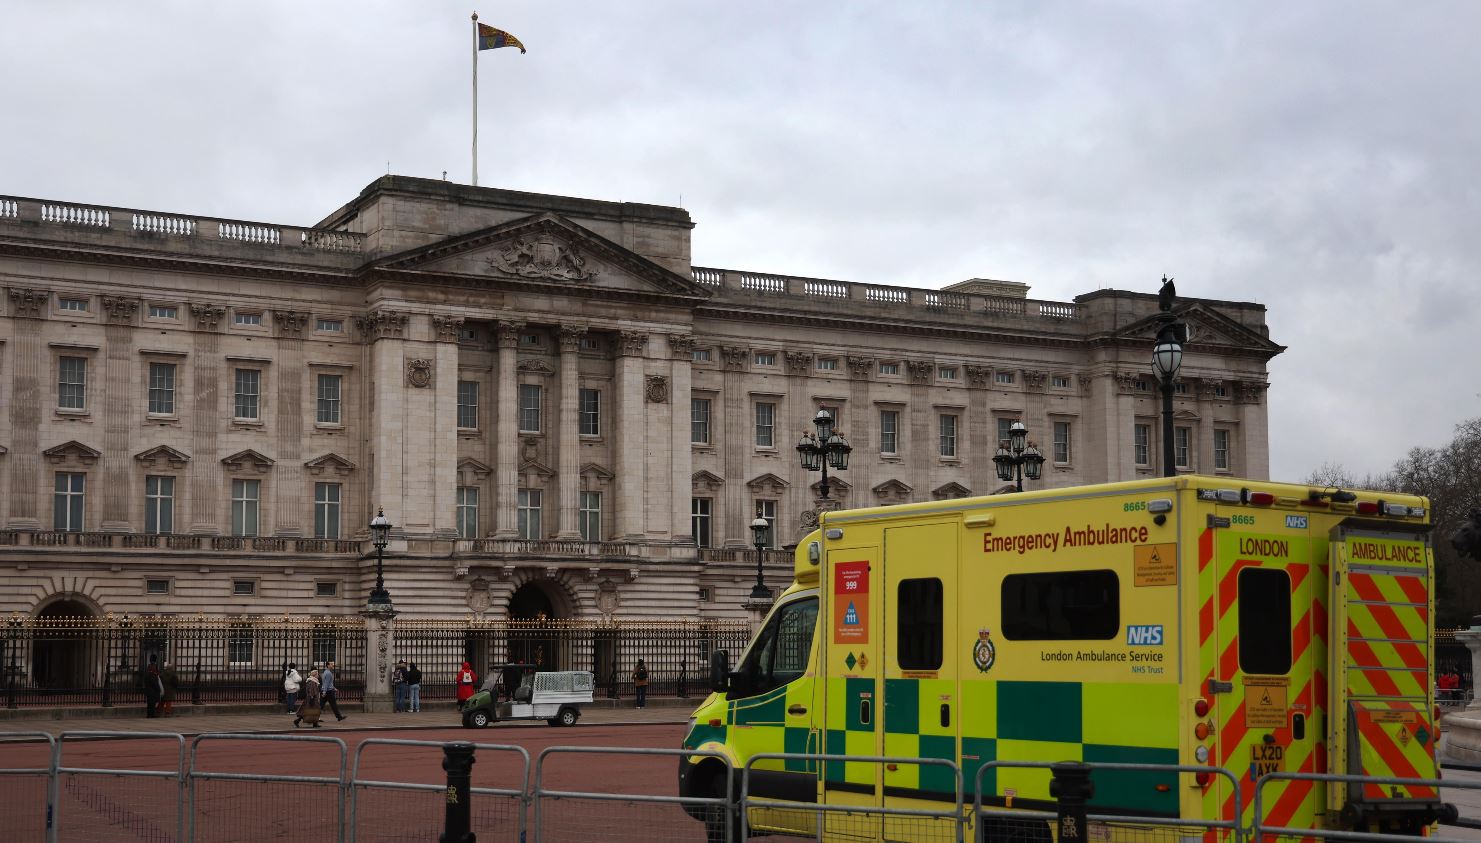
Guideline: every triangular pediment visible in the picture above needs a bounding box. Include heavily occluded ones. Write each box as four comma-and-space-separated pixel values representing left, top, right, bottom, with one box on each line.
221, 449, 274, 473
376, 213, 712, 300
43, 440, 101, 465
810, 477, 852, 497
304, 453, 356, 476
581, 462, 615, 481
746, 473, 790, 495
932, 482, 972, 500
691, 470, 725, 492
135, 445, 191, 469
872, 479, 914, 504
458, 457, 494, 481
519, 459, 555, 478
1106, 303, 1284, 357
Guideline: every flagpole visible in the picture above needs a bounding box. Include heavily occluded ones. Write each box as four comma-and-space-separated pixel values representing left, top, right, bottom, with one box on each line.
471, 11, 479, 186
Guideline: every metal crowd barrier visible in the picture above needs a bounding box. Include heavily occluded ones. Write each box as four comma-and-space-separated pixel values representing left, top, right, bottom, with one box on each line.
974, 759, 1246, 843
743, 752, 963, 843
55, 730, 187, 843
349, 737, 531, 843
533, 746, 733, 842
1253, 771, 1481, 843
0, 732, 57, 843
188, 733, 347, 843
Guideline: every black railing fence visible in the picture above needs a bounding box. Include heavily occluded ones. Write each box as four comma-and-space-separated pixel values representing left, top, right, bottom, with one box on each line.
1, 615, 752, 709
394, 618, 753, 701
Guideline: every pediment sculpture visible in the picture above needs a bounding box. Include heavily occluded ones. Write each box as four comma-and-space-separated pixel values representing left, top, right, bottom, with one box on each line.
488, 233, 597, 282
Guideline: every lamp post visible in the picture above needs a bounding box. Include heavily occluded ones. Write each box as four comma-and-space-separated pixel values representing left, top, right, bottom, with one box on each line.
367, 508, 394, 609
1151, 276, 1185, 479
991, 421, 1046, 493
796, 409, 852, 499
749, 515, 772, 602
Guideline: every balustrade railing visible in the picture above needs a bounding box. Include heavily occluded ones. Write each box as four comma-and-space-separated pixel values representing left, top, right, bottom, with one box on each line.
467, 538, 637, 557
0, 530, 360, 553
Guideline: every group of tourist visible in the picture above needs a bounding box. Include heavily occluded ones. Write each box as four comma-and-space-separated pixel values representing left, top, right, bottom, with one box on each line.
391, 660, 424, 712
141, 655, 179, 717
281, 660, 347, 727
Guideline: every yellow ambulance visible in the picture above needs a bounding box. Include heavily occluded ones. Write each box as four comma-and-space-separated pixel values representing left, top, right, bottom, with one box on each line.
679, 475, 1449, 839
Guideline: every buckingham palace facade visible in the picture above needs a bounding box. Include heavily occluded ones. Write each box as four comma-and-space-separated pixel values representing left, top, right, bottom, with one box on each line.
0, 176, 1283, 620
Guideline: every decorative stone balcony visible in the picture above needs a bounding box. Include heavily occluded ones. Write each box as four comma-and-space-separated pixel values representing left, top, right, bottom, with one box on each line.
0, 530, 362, 554
464, 538, 639, 558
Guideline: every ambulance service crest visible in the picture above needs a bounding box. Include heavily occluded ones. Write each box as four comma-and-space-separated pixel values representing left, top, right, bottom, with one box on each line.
973, 628, 996, 673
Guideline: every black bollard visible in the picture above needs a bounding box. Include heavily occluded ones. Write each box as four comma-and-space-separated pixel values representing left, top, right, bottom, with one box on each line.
439, 742, 477, 843
1049, 762, 1094, 843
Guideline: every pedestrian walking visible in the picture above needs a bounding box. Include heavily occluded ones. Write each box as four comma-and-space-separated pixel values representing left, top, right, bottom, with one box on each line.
143, 655, 164, 718
456, 661, 478, 704
295, 670, 323, 728
632, 658, 649, 709
392, 660, 408, 713
406, 661, 423, 713
283, 662, 303, 713
160, 661, 179, 716
321, 660, 346, 721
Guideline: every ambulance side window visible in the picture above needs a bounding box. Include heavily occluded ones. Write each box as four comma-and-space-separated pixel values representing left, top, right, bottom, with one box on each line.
1238, 568, 1291, 675
897, 577, 943, 670
736, 596, 819, 698
1001, 570, 1119, 640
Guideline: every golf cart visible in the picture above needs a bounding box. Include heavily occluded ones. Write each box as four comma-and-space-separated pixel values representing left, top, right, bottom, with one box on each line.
459, 663, 594, 728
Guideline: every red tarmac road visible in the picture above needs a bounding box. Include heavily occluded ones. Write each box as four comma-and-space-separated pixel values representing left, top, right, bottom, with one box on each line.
1, 723, 715, 842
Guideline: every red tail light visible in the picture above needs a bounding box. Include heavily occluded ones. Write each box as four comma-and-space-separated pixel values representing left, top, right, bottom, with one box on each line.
1194, 698, 1211, 717
1356, 502, 1379, 515
1245, 492, 1275, 506
1195, 771, 1211, 787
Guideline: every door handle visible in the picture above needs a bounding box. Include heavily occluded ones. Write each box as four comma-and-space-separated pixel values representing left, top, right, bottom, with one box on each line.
859, 698, 871, 725
787, 704, 808, 716
941, 703, 951, 728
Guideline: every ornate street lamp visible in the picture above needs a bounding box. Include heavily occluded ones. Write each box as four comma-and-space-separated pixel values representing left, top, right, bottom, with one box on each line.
367, 508, 394, 609
749, 515, 773, 602
796, 409, 852, 499
1151, 276, 1185, 479
992, 421, 1046, 493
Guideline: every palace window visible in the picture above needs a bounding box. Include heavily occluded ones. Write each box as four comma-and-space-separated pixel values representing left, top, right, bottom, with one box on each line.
755, 402, 775, 448
148, 304, 178, 319
692, 348, 712, 363
1134, 424, 1151, 467
753, 352, 777, 367
148, 362, 176, 415
317, 374, 342, 425
817, 358, 839, 371
231, 479, 260, 537
457, 380, 479, 429
938, 366, 958, 381
756, 500, 778, 549
1052, 375, 1071, 389
878, 362, 900, 376
691, 398, 712, 445
59, 297, 88, 312
54, 472, 85, 532
880, 410, 899, 454
580, 491, 602, 542
1053, 421, 1072, 463
995, 371, 1016, 385
314, 482, 341, 540
234, 369, 260, 420
939, 414, 958, 458
145, 475, 175, 535
518, 384, 542, 433
517, 488, 543, 540
1175, 426, 1192, 468
997, 418, 1016, 447
1214, 429, 1231, 470
691, 498, 712, 548
579, 388, 600, 436
316, 318, 343, 333
456, 486, 479, 539
234, 312, 263, 326
58, 356, 87, 410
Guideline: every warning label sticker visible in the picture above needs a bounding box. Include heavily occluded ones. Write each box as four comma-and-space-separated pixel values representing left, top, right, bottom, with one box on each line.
833, 561, 869, 644
1371, 710, 1420, 724
1245, 680, 1288, 728
1134, 543, 1178, 587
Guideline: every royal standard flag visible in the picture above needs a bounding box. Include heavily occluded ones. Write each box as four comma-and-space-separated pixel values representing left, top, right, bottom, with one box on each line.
477, 23, 526, 53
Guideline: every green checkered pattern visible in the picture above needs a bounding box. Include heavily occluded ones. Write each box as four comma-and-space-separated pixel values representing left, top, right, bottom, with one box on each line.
823, 677, 1181, 813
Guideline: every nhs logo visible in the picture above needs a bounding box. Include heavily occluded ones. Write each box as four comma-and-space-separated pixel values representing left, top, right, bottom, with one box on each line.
1126, 625, 1164, 646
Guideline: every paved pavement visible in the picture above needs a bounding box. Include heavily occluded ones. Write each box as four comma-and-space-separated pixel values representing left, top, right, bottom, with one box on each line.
0, 700, 692, 738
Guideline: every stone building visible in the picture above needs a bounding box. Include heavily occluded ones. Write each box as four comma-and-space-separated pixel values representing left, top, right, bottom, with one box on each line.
0, 177, 1283, 621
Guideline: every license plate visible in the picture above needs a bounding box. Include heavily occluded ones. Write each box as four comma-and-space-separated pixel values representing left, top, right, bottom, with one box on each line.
1251, 744, 1284, 777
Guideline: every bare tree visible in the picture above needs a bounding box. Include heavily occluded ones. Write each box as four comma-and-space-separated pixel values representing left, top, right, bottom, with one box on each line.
1385, 418, 1481, 626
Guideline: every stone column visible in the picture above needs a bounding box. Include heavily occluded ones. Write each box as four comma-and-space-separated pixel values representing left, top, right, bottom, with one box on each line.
493, 321, 523, 538
361, 310, 409, 534
1196, 379, 1217, 472
555, 324, 585, 538
613, 331, 649, 540
361, 607, 398, 713
667, 335, 697, 544
720, 346, 749, 547
188, 305, 226, 534
5, 288, 45, 530
432, 317, 464, 539
99, 298, 139, 531
272, 310, 308, 537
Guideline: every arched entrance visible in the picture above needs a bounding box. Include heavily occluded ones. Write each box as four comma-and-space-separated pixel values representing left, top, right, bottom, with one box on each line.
31, 599, 98, 690
507, 582, 566, 671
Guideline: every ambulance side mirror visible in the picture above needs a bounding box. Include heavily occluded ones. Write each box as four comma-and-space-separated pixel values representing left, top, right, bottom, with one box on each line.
709, 649, 730, 693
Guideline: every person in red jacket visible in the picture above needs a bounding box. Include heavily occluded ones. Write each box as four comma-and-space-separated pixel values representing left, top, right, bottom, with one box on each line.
456, 662, 478, 703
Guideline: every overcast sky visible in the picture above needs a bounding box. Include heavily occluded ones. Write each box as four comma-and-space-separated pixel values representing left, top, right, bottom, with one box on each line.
2, 1, 1477, 482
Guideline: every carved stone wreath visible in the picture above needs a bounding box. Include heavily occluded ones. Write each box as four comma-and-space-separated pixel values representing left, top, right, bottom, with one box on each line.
407, 358, 433, 388
488, 233, 597, 282
645, 375, 669, 404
